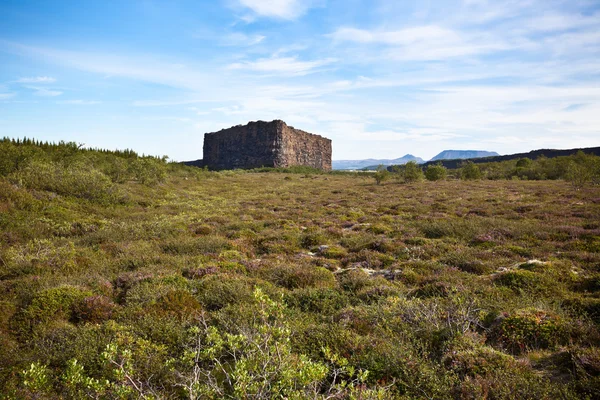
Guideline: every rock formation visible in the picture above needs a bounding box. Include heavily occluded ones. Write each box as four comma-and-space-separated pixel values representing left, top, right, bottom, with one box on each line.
202, 120, 332, 170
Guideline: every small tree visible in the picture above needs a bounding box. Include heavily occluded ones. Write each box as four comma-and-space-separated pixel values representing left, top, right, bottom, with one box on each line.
565, 151, 600, 187
516, 158, 532, 168
425, 163, 447, 181
373, 165, 390, 185
403, 161, 424, 183
460, 161, 482, 180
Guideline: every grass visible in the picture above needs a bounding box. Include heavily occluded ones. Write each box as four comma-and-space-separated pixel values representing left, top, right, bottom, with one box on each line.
1, 143, 600, 398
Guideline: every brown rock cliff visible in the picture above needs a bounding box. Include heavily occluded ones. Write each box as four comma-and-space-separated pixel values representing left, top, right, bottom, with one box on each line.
203, 120, 331, 170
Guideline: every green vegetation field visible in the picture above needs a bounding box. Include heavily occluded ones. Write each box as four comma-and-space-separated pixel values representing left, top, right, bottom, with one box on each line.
1, 140, 600, 399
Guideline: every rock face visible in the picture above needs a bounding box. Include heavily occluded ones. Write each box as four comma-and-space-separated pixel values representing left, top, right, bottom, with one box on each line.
203, 120, 332, 170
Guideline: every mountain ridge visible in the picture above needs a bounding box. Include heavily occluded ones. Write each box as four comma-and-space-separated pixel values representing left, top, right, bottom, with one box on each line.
332, 154, 424, 170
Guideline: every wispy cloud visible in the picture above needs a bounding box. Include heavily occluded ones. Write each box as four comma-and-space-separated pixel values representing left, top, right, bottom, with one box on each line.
15, 76, 56, 83
234, 0, 318, 20
227, 55, 336, 76
331, 26, 456, 45
331, 25, 516, 61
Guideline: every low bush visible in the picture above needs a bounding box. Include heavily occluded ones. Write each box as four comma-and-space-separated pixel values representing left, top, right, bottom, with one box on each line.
12, 285, 92, 336
193, 274, 259, 311
336, 269, 372, 292
10, 160, 122, 203
493, 270, 558, 296
259, 264, 336, 290
487, 308, 570, 353
151, 289, 202, 319
73, 295, 116, 324
285, 287, 350, 314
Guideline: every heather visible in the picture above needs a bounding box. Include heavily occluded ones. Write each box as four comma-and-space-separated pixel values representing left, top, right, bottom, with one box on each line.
1, 139, 600, 399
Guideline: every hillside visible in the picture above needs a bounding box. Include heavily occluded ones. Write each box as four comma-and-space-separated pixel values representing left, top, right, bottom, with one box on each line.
1, 139, 600, 398
332, 154, 424, 170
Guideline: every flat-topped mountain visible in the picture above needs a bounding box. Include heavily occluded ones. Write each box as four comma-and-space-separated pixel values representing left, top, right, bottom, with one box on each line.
430, 150, 499, 161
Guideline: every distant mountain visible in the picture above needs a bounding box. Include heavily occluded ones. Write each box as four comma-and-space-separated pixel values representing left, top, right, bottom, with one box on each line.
430, 150, 499, 161
421, 146, 600, 170
332, 154, 424, 170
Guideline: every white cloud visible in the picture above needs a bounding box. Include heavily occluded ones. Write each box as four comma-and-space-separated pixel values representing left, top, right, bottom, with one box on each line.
331, 26, 456, 45
16, 76, 56, 83
234, 0, 316, 20
0, 92, 16, 100
331, 25, 512, 60
227, 56, 336, 76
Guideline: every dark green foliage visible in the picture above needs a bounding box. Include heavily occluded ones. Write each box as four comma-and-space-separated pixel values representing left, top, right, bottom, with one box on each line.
460, 161, 483, 180
425, 163, 448, 181
285, 287, 350, 314
12, 286, 92, 336
402, 160, 425, 182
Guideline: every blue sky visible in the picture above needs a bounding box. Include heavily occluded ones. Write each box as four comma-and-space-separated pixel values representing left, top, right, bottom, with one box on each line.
1, 0, 599, 161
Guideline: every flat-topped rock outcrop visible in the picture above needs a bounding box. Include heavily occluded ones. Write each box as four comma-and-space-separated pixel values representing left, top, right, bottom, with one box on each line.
202, 120, 332, 170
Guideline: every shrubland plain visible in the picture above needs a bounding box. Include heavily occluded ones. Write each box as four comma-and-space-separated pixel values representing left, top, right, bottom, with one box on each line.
1, 139, 600, 399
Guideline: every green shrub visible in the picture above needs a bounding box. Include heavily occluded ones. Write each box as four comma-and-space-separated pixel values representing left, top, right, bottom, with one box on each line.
10, 160, 122, 203
403, 161, 424, 183
13, 286, 92, 335
319, 245, 348, 259
73, 295, 116, 324
410, 281, 454, 298
124, 275, 189, 306
128, 157, 167, 185
373, 165, 390, 185
493, 270, 557, 295
425, 163, 447, 181
366, 224, 392, 235
0, 179, 40, 210
3, 239, 79, 279
444, 342, 517, 378
300, 228, 327, 248
337, 269, 372, 292
460, 161, 482, 180
285, 287, 349, 314
151, 289, 202, 319
488, 309, 569, 353
194, 274, 258, 311
259, 264, 336, 290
